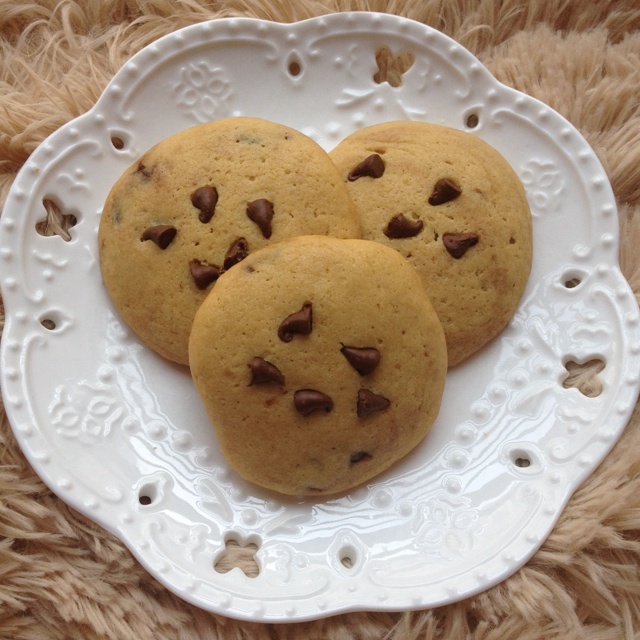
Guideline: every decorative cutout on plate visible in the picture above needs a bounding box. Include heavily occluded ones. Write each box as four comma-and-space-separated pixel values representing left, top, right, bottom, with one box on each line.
373, 45, 415, 87
214, 536, 260, 578
562, 358, 606, 397
35, 198, 78, 241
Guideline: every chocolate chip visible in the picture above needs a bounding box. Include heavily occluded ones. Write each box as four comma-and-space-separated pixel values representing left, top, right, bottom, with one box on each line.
191, 186, 218, 223
278, 301, 312, 342
140, 225, 176, 249
428, 178, 461, 205
349, 451, 372, 465
189, 259, 222, 289
248, 356, 285, 387
442, 232, 479, 259
340, 346, 381, 375
384, 213, 424, 239
356, 389, 390, 418
223, 237, 249, 270
247, 198, 274, 238
136, 162, 153, 179
348, 154, 385, 181
294, 389, 333, 416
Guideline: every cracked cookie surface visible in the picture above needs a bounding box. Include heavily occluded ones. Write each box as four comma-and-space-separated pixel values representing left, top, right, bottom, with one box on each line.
189, 235, 447, 496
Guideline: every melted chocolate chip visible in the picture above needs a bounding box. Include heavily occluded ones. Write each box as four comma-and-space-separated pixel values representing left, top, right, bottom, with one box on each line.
247, 199, 274, 238
340, 346, 381, 375
140, 225, 176, 249
223, 237, 249, 270
356, 389, 390, 418
278, 301, 312, 342
428, 178, 461, 205
442, 232, 479, 259
248, 356, 285, 387
191, 186, 218, 223
294, 389, 334, 416
348, 154, 385, 181
349, 451, 372, 465
189, 259, 222, 289
384, 213, 424, 239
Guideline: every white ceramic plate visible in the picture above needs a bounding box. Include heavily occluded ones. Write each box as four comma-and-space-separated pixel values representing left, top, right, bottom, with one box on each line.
1, 13, 639, 623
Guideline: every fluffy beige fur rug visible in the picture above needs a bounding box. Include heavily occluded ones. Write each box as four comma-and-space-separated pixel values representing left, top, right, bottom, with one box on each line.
1, 1, 640, 638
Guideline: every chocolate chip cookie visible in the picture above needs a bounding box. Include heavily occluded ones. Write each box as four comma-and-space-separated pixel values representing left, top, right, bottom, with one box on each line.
98, 117, 361, 364
188, 235, 448, 496
329, 121, 532, 366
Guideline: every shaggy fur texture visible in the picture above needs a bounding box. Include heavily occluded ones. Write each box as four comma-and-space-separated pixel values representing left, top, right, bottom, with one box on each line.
1, 1, 640, 638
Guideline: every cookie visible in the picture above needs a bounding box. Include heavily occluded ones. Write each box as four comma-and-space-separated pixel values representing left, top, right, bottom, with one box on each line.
329, 121, 532, 366
188, 235, 448, 496
98, 117, 361, 365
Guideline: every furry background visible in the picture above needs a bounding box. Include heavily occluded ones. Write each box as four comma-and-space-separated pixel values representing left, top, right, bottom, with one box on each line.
1, 1, 640, 638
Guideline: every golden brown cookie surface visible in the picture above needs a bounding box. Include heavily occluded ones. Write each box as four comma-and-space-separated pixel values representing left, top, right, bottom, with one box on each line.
98, 117, 360, 364
329, 121, 532, 366
188, 235, 448, 496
